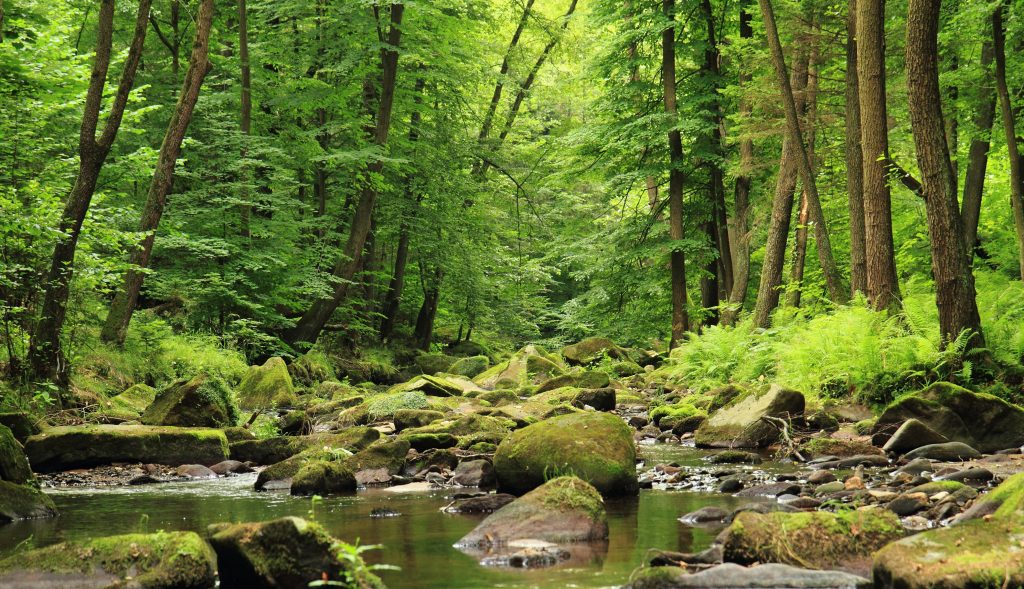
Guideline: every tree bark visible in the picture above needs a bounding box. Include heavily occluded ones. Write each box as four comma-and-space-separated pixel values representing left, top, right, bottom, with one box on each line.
238, 0, 252, 239
906, 0, 985, 348
787, 39, 821, 309
283, 4, 404, 349
29, 0, 152, 385
100, 0, 215, 345
992, 0, 1024, 280
413, 267, 443, 351
664, 0, 690, 347
858, 0, 901, 309
845, 0, 867, 295
960, 41, 995, 255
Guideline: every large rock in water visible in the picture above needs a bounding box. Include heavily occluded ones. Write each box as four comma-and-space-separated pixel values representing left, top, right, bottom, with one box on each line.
141, 373, 237, 428
24, 424, 229, 472
457, 476, 608, 547
0, 480, 58, 522
238, 357, 297, 410
627, 563, 871, 589
0, 531, 216, 589
881, 418, 948, 454
208, 517, 384, 589
873, 382, 1024, 452
493, 411, 637, 497
694, 385, 805, 448
0, 424, 33, 484
561, 337, 627, 366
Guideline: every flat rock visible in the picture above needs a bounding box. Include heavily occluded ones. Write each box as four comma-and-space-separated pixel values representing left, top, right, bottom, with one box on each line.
627, 563, 870, 588
24, 425, 228, 472
905, 442, 981, 462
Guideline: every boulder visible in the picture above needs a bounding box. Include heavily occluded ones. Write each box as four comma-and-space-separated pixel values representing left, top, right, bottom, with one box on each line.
0, 480, 58, 522
393, 409, 445, 431
452, 459, 495, 487
0, 424, 33, 484
0, 412, 40, 443
573, 387, 616, 411
142, 373, 237, 428
444, 493, 516, 513
415, 352, 455, 375
176, 464, 217, 479
881, 418, 949, 455
474, 345, 567, 390
287, 350, 335, 386
450, 355, 490, 378
0, 531, 215, 589
24, 425, 229, 472
873, 382, 1024, 453
457, 476, 608, 547
210, 460, 251, 475
720, 509, 902, 570
253, 436, 401, 491
237, 357, 297, 410
494, 411, 637, 497
626, 563, 870, 589
208, 517, 384, 589
561, 337, 626, 366
695, 385, 805, 448
904, 441, 980, 461
99, 383, 156, 421
290, 460, 357, 496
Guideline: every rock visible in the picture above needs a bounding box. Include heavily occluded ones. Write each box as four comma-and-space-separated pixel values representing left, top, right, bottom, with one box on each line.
237, 357, 297, 410
887, 493, 929, 516
493, 411, 638, 497
873, 382, 1024, 453
807, 470, 836, 484
694, 385, 805, 448
24, 425, 228, 472
415, 352, 456, 375
561, 337, 626, 366
287, 350, 335, 386
444, 493, 516, 513
803, 438, 883, 458
475, 345, 567, 389
0, 424, 33, 485
99, 384, 157, 422
780, 495, 822, 509
934, 466, 993, 483
718, 476, 745, 493
393, 410, 444, 434
176, 464, 217, 479
626, 563, 871, 589
210, 460, 252, 475
0, 531, 215, 589
893, 458, 934, 476
402, 433, 457, 451
457, 476, 608, 547
355, 467, 392, 486
141, 373, 237, 428
232, 429, 379, 465
208, 517, 383, 589
452, 459, 495, 487
0, 412, 40, 443
734, 482, 802, 498
290, 460, 356, 495
904, 441, 981, 461
881, 418, 949, 455
500, 542, 570, 568
0, 480, 58, 522
814, 454, 890, 469
909, 481, 977, 503
276, 411, 310, 436
721, 510, 903, 570
679, 506, 729, 524
450, 355, 490, 378
573, 387, 616, 411
707, 450, 762, 465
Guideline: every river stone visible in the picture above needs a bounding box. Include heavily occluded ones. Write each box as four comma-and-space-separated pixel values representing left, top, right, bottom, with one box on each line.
456, 476, 608, 547
142, 373, 237, 428
887, 493, 929, 516
450, 355, 490, 378
231, 429, 380, 465
474, 345, 567, 389
210, 459, 252, 475
0, 424, 33, 485
904, 441, 981, 461
807, 470, 836, 484
814, 454, 890, 469
237, 357, 297, 410
627, 563, 871, 589
176, 464, 217, 479
0, 480, 58, 522
734, 482, 802, 498
881, 418, 948, 455
0, 531, 215, 589
721, 509, 902, 571
561, 337, 627, 366
894, 458, 934, 476
493, 411, 637, 497
290, 460, 357, 495
393, 409, 445, 432
694, 385, 805, 448
24, 424, 228, 472
679, 506, 729, 524
444, 493, 516, 513
873, 382, 1024, 453
0, 412, 40, 443
452, 459, 495, 487
573, 387, 616, 411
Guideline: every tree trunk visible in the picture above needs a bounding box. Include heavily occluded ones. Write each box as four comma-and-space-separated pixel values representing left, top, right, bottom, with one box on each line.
100, 0, 215, 345
29, 0, 152, 385
960, 41, 995, 255
413, 268, 442, 351
858, 0, 901, 309
238, 0, 252, 238
906, 0, 985, 348
845, 0, 867, 295
787, 41, 821, 308
992, 0, 1024, 280
664, 0, 690, 347
283, 4, 404, 349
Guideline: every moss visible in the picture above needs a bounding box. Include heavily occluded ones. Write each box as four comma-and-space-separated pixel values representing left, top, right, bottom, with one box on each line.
802, 437, 883, 458
291, 460, 356, 495
649, 401, 706, 426
142, 373, 238, 428
538, 476, 607, 521
393, 408, 445, 431
0, 424, 33, 484
478, 390, 519, 406
288, 350, 336, 386
0, 480, 58, 521
853, 418, 876, 435
346, 440, 410, 473
611, 360, 644, 377
100, 383, 157, 421
237, 357, 297, 410
468, 442, 498, 453
415, 352, 456, 375
0, 412, 40, 443
475, 345, 567, 389
457, 431, 507, 449
562, 337, 625, 365
366, 391, 429, 421
577, 370, 612, 389
401, 432, 458, 451
450, 355, 490, 378
404, 413, 511, 437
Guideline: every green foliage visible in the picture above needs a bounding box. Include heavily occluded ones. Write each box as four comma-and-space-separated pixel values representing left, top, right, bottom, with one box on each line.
365, 391, 429, 421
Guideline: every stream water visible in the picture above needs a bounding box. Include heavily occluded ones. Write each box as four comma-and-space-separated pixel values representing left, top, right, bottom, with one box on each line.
0, 446, 790, 589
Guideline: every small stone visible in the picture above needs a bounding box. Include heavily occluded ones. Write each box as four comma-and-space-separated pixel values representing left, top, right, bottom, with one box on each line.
679, 506, 729, 524
175, 464, 216, 479
887, 493, 929, 516
807, 470, 836, 485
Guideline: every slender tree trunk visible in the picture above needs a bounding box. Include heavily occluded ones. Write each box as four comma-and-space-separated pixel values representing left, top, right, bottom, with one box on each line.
960, 41, 995, 255
787, 41, 821, 308
845, 0, 867, 295
284, 4, 404, 348
149, 0, 181, 76
29, 0, 152, 385
238, 0, 252, 238
664, 0, 690, 347
858, 0, 901, 308
906, 0, 984, 348
992, 0, 1024, 280
100, 0, 215, 345
413, 267, 442, 351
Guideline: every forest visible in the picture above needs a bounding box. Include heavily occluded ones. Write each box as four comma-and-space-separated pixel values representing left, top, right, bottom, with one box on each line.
2, 0, 1024, 588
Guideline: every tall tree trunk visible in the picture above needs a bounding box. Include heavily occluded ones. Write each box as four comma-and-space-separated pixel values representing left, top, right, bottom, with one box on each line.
858, 0, 901, 308
906, 0, 985, 348
992, 0, 1024, 280
960, 41, 995, 255
238, 0, 252, 239
845, 0, 867, 295
787, 40, 821, 308
413, 267, 442, 351
29, 0, 152, 385
787, 193, 811, 307
283, 4, 404, 348
100, 0, 215, 345
664, 0, 690, 347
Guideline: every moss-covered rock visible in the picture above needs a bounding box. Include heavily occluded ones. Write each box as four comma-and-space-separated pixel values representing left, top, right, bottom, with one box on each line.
475, 345, 567, 390
99, 383, 157, 422
290, 460, 357, 496
450, 355, 490, 378
208, 517, 384, 589
573, 388, 616, 411
0, 424, 33, 485
346, 440, 410, 474
0, 480, 58, 522
401, 432, 457, 451
288, 350, 336, 386
237, 357, 297, 410
365, 391, 430, 421
494, 411, 637, 497
142, 373, 238, 428
415, 352, 455, 375
626, 563, 871, 589
0, 412, 40, 443
0, 531, 215, 588
561, 337, 627, 366
650, 402, 707, 427
24, 424, 229, 472
457, 476, 608, 547
802, 437, 884, 459
695, 385, 805, 448
721, 509, 902, 570
393, 409, 445, 431
611, 360, 644, 377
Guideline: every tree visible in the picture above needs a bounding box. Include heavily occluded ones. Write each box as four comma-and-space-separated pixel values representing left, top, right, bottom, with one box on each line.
663, 0, 690, 347
992, 0, 1024, 280
845, 0, 867, 294
238, 0, 253, 239
960, 40, 995, 256
28, 0, 151, 386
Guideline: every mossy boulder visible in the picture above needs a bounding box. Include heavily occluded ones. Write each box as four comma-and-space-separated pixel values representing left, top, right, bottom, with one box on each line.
721, 509, 902, 570
237, 357, 297, 410
0, 531, 215, 589
577, 370, 612, 389
142, 373, 238, 428
401, 432, 458, 451
0, 412, 39, 443
880, 418, 949, 455
494, 411, 637, 497
611, 360, 644, 377
474, 345, 567, 390
288, 350, 336, 386
251, 431, 384, 490
695, 385, 805, 448
415, 352, 455, 375
402, 413, 511, 438
24, 424, 229, 472
626, 563, 871, 589
208, 517, 384, 589
393, 409, 445, 431
0, 480, 58, 522
873, 382, 1024, 452
99, 383, 156, 421
290, 460, 357, 496
456, 476, 608, 547
450, 355, 490, 378
0, 424, 33, 485
561, 337, 626, 366
650, 402, 707, 427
